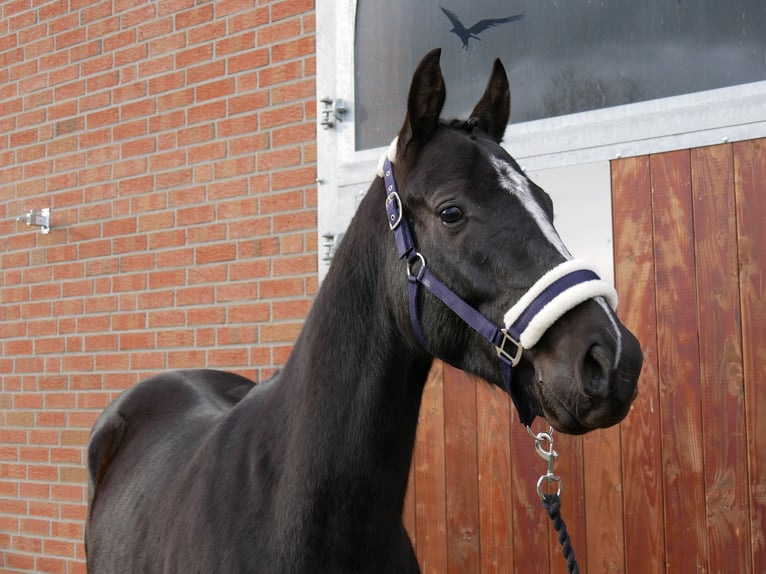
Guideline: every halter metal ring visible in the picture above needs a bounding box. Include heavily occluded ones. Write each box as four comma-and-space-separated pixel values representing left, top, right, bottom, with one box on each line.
537, 473, 562, 499
406, 252, 427, 280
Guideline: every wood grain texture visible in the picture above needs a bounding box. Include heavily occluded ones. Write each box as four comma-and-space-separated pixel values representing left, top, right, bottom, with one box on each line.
547, 432, 587, 574
691, 144, 751, 573
650, 149, 709, 573
476, 381, 514, 574
510, 417, 551, 573
733, 139, 766, 574
443, 366, 481, 573
413, 361, 448, 574
583, 427, 625, 573
611, 155, 665, 574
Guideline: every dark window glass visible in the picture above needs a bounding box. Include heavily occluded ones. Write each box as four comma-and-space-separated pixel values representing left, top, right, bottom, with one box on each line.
355, 0, 766, 150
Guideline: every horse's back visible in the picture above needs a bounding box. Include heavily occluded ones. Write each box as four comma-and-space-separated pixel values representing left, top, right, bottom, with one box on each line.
85, 369, 259, 572
87, 369, 254, 495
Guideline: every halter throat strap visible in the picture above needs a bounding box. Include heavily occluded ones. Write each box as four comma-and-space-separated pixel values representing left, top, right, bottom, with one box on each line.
380, 156, 617, 426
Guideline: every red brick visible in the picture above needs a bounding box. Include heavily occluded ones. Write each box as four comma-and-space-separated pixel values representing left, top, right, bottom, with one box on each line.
272, 79, 314, 104
226, 48, 269, 74
36, 555, 67, 573
230, 133, 270, 156
258, 278, 304, 299
175, 44, 212, 69
119, 332, 155, 350
6, 552, 35, 570
259, 321, 302, 343
176, 204, 214, 224
188, 100, 226, 124
128, 351, 165, 371
259, 103, 303, 129
271, 167, 316, 192
216, 31, 256, 56
227, 302, 270, 323
175, 123, 213, 146
257, 18, 302, 47
174, 4, 213, 29
272, 123, 315, 147
175, 286, 215, 306
168, 350, 205, 369
272, 36, 314, 63
148, 70, 185, 95
139, 289, 176, 309
214, 156, 255, 179
149, 110, 186, 133
186, 307, 226, 325
229, 260, 270, 281
271, 0, 314, 22
195, 78, 235, 102
188, 20, 226, 45
218, 1, 266, 21
157, 329, 194, 348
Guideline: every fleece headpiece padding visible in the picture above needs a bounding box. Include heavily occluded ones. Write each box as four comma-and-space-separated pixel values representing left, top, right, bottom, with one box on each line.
503, 259, 618, 349
376, 136, 399, 178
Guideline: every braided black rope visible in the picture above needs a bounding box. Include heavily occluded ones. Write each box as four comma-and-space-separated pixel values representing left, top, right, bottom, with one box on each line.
541, 493, 580, 574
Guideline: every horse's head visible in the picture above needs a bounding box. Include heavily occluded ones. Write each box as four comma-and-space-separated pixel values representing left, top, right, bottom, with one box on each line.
384, 49, 642, 434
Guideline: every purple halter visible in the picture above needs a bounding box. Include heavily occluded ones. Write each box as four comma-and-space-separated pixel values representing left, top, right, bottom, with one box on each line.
380, 154, 617, 426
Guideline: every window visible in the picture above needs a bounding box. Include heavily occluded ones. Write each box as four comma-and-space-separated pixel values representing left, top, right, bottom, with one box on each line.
355, 0, 766, 151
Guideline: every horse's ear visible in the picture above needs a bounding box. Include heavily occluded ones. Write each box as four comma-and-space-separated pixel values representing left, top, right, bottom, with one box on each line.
469, 58, 510, 142
398, 48, 446, 160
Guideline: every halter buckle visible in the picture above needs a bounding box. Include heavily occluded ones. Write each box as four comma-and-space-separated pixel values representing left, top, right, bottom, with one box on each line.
496, 329, 523, 366
386, 191, 403, 230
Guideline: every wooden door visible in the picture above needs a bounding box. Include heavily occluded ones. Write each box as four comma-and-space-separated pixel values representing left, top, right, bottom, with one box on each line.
403, 138, 766, 574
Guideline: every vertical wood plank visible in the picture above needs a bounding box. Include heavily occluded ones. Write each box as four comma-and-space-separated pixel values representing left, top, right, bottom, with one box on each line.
733, 139, 766, 574
650, 150, 709, 572
691, 144, 751, 573
443, 366, 481, 572
611, 155, 665, 573
548, 433, 587, 574
414, 361, 448, 574
510, 416, 550, 573
476, 381, 513, 574
583, 427, 626, 573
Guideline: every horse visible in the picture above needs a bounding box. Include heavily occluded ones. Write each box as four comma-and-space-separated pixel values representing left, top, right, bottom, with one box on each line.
85, 49, 642, 573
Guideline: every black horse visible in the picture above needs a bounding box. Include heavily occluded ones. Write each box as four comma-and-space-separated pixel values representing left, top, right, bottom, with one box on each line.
85, 49, 642, 573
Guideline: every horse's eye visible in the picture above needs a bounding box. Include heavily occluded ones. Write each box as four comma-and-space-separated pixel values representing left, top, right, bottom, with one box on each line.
439, 206, 464, 226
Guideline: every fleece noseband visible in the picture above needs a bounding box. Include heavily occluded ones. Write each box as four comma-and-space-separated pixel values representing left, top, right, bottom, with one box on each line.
378, 145, 617, 426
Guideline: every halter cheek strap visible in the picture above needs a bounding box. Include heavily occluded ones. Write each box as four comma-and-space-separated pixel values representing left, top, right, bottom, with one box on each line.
379, 154, 617, 426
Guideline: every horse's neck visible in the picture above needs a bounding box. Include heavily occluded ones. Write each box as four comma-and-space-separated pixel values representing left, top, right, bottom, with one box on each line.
268, 185, 432, 549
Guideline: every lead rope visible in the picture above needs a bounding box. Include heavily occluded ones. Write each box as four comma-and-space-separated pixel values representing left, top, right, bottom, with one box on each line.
528, 426, 580, 574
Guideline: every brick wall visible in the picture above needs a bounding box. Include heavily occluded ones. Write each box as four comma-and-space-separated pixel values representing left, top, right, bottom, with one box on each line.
0, 0, 317, 571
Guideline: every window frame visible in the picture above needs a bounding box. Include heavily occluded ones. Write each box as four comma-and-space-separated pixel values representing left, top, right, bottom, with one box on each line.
324, 0, 766, 172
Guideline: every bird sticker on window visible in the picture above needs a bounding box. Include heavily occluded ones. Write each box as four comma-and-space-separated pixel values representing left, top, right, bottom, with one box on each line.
440, 6, 524, 50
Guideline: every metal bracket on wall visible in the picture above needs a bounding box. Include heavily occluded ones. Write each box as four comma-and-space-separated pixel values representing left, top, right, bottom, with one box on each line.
319, 97, 347, 129
321, 231, 344, 263
16, 208, 51, 234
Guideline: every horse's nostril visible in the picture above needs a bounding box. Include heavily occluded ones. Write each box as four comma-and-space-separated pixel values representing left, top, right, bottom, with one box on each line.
581, 344, 612, 396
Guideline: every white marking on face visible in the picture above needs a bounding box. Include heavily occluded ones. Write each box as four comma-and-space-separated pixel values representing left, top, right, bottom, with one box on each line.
490, 156, 572, 259
595, 297, 623, 369
491, 156, 623, 366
